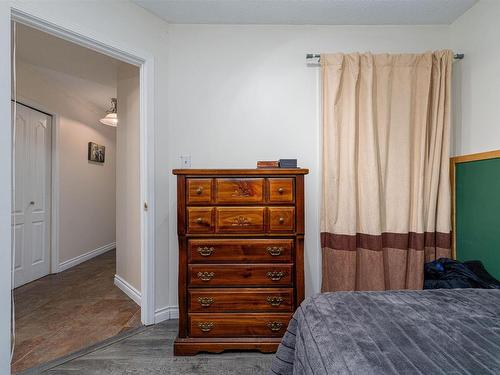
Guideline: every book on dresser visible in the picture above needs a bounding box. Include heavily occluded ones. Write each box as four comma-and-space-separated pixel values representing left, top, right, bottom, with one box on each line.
172, 168, 309, 355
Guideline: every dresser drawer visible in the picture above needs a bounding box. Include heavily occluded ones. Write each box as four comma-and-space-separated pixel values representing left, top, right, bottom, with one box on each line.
189, 288, 294, 312
189, 313, 291, 338
216, 178, 264, 204
189, 264, 293, 286
215, 207, 265, 233
268, 207, 295, 232
268, 178, 294, 203
188, 239, 293, 263
187, 178, 212, 204
187, 207, 214, 233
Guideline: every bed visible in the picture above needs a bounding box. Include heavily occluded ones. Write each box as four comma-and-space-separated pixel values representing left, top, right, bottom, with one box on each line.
271, 289, 500, 374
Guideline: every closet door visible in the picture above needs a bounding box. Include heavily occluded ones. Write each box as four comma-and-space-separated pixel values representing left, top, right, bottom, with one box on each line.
12, 103, 52, 288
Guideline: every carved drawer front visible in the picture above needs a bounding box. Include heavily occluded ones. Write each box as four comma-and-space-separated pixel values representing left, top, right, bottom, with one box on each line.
268, 207, 295, 232
187, 207, 214, 233
187, 178, 212, 204
189, 288, 294, 312
189, 313, 291, 338
188, 239, 293, 263
188, 264, 293, 286
216, 178, 264, 204
215, 207, 265, 233
268, 178, 295, 203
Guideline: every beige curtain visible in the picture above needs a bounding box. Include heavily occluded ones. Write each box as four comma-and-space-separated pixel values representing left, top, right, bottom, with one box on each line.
321, 51, 452, 292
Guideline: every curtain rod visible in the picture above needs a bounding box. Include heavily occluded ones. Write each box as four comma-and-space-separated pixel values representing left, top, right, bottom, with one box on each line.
306, 53, 464, 61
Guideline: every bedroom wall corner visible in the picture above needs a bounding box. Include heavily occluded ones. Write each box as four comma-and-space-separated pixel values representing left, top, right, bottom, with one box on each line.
451, 0, 500, 156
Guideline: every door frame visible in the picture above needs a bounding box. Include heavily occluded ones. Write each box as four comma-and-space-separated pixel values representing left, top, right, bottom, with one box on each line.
11, 8, 157, 325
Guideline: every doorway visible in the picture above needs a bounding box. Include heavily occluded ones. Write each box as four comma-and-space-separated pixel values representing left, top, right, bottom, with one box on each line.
9, 8, 156, 328
10, 19, 152, 373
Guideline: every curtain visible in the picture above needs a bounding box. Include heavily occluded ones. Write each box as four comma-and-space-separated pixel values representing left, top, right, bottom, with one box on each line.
321, 51, 452, 292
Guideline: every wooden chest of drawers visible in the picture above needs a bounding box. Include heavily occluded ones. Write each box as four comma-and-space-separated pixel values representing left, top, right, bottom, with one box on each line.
172, 168, 308, 355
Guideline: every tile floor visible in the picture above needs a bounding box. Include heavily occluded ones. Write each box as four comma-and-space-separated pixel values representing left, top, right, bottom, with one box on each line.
12, 250, 141, 374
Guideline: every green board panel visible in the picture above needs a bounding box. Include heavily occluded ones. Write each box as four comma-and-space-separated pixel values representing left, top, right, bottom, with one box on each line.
456, 157, 500, 279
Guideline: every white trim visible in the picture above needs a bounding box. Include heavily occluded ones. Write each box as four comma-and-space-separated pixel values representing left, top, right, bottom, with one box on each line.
50, 113, 60, 274
139, 56, 157, 327
10, 9, 146, 66
154, 306, 179, 324
11, 8, 158, 325
58, 242, 115, 272
114, 274, 141, 306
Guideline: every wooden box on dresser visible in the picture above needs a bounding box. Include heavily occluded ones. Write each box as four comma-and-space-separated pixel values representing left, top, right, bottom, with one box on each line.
172, 168, 309, 355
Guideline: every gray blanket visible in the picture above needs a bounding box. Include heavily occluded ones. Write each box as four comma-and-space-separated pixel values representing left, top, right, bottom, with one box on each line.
271, 289, 500, 374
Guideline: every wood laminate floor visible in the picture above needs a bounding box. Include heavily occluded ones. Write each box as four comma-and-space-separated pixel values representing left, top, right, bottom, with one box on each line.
26, 320, 274, 375
12, 250, 141, 374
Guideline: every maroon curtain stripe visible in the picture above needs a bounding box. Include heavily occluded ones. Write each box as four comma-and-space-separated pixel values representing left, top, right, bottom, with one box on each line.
320, 231, 451, 251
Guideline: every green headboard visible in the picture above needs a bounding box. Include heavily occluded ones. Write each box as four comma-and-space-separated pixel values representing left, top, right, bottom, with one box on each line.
453, 151, 500, 280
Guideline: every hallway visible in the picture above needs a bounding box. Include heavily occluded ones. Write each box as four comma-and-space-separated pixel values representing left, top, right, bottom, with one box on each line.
12, 250, 141, 373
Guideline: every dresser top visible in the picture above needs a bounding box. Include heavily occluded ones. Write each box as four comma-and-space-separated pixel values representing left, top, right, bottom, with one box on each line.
172, 168, 309, 176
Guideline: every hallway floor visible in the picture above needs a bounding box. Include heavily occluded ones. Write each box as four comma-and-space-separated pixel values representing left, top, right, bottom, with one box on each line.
12, 250, 141, 374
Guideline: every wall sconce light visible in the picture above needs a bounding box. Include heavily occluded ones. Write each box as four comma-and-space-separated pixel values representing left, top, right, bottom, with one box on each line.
100, 98, 118, 127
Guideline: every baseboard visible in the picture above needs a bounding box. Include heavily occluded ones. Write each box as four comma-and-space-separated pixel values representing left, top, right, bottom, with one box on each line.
58, 242, 116, 272
114, 274, 141, 306
154, 305, 179, 323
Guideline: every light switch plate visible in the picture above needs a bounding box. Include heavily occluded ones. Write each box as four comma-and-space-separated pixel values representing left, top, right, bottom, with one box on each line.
180, 155, 191, 168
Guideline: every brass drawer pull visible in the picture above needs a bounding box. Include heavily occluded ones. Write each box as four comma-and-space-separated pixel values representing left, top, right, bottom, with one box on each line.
278, 217, 285, 224
267, 296, 284, 307
197, 296, 214, 307
198, 322, 215, 332
267, 246, 283, 256
267, 271, 285, 281
196, 187, 203, 195
197, 246, 214, 256
197, 271, 215, 281
267, 322, 284, 332
278, 187, 284, 194
196, 217, 204, 224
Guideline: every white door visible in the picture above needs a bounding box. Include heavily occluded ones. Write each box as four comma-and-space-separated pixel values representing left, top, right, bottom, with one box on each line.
12, 103, 52, 288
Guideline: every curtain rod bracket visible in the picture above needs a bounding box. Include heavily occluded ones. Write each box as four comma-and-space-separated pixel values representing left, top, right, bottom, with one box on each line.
306, 53, 464, 61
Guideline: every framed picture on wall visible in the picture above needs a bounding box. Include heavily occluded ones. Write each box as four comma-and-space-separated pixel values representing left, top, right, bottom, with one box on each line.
88, 142, 105, 163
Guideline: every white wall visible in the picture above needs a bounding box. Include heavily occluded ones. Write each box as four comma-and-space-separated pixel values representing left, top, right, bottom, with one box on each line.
165, 24, 452, 304
16, 61, 117, 265
116, 64, 141, 292
451, 0, 500, 156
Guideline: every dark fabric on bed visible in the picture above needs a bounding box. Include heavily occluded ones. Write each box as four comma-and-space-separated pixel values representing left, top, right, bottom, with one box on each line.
424, 258, 499, 289
271, 289, 500, 375
464, 261, 500, 288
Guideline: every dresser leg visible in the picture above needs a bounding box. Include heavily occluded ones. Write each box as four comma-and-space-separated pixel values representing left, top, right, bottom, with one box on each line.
174, 338, 280, 356
174, 342, 223, 356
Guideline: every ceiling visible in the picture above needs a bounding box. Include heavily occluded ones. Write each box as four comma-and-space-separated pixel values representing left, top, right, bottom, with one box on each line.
132, 0, 477, 25
14, 23, 131, 111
